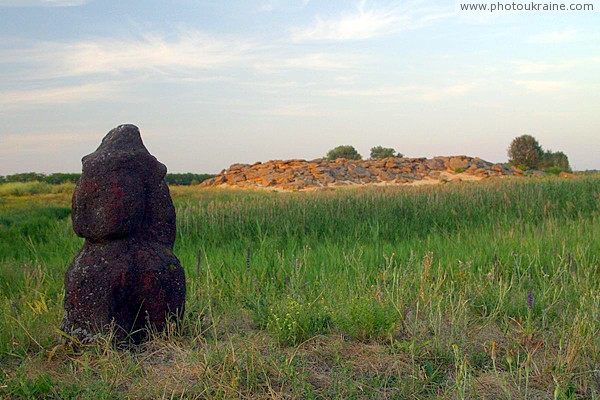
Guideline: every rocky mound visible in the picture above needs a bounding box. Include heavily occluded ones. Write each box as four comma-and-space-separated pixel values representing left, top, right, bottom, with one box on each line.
200, 156, 523, 191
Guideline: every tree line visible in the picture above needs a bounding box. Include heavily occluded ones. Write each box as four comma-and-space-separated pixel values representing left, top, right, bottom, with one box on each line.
0, 172, 215, 186
1, 134, 572, 185
325, 134, 571, 173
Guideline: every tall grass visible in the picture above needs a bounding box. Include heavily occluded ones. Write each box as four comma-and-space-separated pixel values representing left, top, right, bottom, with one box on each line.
0, 181, 74, 197
0, 176, 598, 399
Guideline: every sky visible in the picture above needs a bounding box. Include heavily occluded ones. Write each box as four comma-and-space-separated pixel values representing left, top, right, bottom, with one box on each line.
0, 0, 598, 174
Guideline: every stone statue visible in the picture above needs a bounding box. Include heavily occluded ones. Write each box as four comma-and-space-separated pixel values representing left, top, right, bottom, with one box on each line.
61, 124, 186, 343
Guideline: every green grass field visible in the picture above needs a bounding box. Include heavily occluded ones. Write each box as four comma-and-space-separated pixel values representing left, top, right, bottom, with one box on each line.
0, 176, 599, 399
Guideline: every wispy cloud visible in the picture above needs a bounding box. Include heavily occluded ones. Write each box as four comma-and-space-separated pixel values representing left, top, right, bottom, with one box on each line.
255, 53, 362, 72
258, 0, 310, 12
0, 83, 117, 109
239, 104, 327, 117
0, 132, 97, 155
528, 29, 579, 44
0, 0, 90, 6
321, 82, 476, 101
292, 1, 453, 41
293, 7, 403, 41
514, 80, 576, 93
513, 60, 577, 74
0, 28, 373, 111
1, 31, 257, 79
1, 30, 362, 83
259, 3, 275, 12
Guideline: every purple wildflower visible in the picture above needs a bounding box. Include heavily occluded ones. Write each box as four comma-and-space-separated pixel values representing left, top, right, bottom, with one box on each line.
527, 288, 534, 311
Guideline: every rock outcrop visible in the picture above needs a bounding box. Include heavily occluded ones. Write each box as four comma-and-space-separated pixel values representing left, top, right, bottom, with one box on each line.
62, 125, 186, 343
201, 156, 522, 191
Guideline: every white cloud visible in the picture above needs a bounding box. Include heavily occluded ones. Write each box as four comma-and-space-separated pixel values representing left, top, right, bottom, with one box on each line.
0, 83, 117, 109
514, 80, 576, 93
0, 0, 89, 6
528, 29, 579, 44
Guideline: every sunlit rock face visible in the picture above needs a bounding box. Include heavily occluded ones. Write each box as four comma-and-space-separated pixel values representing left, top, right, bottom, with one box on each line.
62, 124, 186, 343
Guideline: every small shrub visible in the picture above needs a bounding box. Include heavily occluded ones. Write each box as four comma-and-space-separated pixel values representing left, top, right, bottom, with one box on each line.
243, 292, 271, 328
266, 295, 331, 345
545, 166, 566, 175
516, 164, 529, 171
455, 167, 466, 173
370, 146, 403, 159
334, 295, 398, 341
326, 145, 362, 161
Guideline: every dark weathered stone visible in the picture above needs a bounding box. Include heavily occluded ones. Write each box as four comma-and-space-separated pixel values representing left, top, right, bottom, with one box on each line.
62, 124, 186, 343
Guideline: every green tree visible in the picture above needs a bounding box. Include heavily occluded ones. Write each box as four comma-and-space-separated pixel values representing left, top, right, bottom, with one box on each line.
165, 173, 215, 185
45, 173, 81, 184
539, 150, 570, 173
508, 135, 543, 170
4, 172, 46, 183
326, 145, 362, 160
370, 146, 403, 159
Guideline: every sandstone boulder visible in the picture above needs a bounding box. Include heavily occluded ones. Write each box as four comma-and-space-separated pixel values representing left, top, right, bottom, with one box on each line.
447, 156, 470, 171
